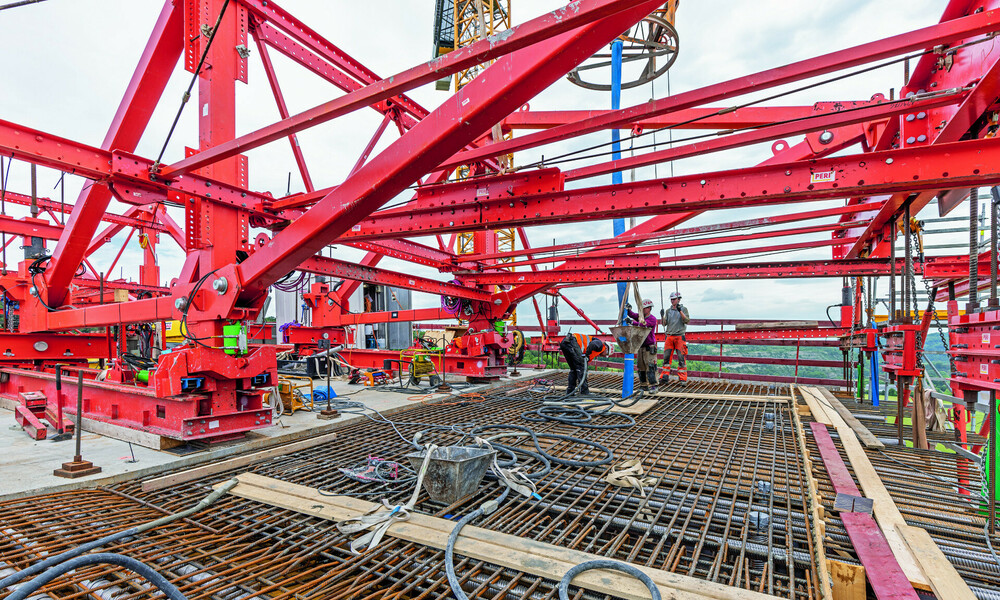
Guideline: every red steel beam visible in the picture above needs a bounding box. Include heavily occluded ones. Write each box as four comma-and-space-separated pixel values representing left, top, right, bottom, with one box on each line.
562, 93, 965, 182
298, 255, 491, 302
158, 0, 660, 179
846, 52, 1000, 258
464, 204, 869, 263
503, 105, 824, 130
491, 222, 864, 270
45, 0, 183, 307
234, 2, 665, 299
0, 192, 170, 233
322, 307, 454, 327
482, 259, 911, 295
437, 8, 1000, 169
339, 138, 1000, 242
254, 25, 315, 193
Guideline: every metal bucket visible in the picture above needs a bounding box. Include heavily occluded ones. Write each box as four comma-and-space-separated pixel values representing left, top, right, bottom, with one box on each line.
405, 446, 496, 504
610, 325, 652, 354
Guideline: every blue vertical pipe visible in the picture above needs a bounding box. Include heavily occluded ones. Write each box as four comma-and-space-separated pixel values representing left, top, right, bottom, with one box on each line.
609, 39, 633, 397
611, 39, 626, 315
623, 353, 635, 398
871, 349, 880, 407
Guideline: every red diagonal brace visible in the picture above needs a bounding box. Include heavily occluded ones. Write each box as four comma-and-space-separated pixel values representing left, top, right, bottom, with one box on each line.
44, 0, 183, 307
235, 2, 665, 299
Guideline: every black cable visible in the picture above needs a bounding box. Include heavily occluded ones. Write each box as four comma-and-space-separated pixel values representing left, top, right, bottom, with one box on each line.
180, 269, 221, 348
153, 0, 232, 168
0, 0, 47, 10
515, 44, 980, 172
7, 553, 187, 600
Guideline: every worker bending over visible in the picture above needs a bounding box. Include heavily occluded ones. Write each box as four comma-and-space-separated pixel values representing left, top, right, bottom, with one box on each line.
661, 291, 690, 382
559, 333, 610, 395
627, 299, 659, 390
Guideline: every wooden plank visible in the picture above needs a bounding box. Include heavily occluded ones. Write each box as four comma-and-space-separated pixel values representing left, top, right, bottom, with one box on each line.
840, 512, 920, 599
799, 386, 930, 590
142, 432, 339, 492
809, 422, 862, 497
225, 473, 783, 600
829, 560, 866, 600
609, 399, 657, 415
555, 386, 786, 403
789, 387, 834, 600
897, 524, 976, 600
816, 387, 884, 449
796, 385, 833, 425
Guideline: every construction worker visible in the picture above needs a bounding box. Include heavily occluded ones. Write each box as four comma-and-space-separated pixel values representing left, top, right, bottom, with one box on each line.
661, 291, 690, 382
627, 299, 659, 390
559, 332, 611, 395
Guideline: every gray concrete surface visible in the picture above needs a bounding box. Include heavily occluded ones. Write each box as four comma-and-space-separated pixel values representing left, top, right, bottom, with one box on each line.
0, 368, 552, 499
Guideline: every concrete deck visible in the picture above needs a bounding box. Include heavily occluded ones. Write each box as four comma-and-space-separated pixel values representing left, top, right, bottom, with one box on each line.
0, 368, 552, 499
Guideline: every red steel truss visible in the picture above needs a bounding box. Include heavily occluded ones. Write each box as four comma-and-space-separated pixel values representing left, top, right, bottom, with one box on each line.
0, 0, 997, 441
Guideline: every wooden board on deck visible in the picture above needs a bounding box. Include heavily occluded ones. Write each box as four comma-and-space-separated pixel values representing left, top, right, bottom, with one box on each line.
797, 385, 931, 591
829, 560, 865, 600
224, 473, 784, 600
143, 432, 338, 492
897, 524, 977, 600
609, 399, 658, 415
555, 386, 786, 403
816, 387, 884, 449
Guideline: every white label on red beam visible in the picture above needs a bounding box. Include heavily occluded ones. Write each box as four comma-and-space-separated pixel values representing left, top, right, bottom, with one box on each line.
810, 171, 836, 183
982, 363, 989, 375
983, 333, 991, 344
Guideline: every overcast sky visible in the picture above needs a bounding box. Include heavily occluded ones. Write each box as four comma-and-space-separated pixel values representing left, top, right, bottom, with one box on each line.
0, 0, 969, 329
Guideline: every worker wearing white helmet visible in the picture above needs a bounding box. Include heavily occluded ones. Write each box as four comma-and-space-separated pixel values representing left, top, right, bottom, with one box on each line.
626, 298, 659, 390
661, 291, 691, 382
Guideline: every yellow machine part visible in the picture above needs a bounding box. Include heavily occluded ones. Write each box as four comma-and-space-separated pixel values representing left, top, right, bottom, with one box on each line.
276, 376, 313, 415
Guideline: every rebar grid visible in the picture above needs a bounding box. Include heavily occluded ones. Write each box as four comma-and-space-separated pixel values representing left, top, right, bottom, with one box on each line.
797, 388, 1000, 598
1, 375, 823, 600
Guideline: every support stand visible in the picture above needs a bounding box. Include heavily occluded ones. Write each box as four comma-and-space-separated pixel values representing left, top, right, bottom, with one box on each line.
54, 371, 101, 479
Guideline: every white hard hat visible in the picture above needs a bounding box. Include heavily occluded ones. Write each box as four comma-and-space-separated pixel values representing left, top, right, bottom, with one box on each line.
670, 291, 682, 300
642, 299, 654, 308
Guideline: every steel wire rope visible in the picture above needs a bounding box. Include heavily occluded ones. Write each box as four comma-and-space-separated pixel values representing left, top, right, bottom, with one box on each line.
512, 42, 987, 172
153, 0, 232, 169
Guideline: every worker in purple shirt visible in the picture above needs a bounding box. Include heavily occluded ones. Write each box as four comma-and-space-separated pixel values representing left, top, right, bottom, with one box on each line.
627, 299, 659, 390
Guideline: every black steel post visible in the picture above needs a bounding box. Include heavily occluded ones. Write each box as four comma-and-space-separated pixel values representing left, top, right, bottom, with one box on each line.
971, 188, 980, 311
74, 371, 84, 462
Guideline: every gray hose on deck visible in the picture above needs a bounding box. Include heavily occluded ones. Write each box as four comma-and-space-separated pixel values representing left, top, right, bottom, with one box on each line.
0, 479, 238, 591
7, 553, 186, 600
446, 487, 511, 600
558, 560, 661, 600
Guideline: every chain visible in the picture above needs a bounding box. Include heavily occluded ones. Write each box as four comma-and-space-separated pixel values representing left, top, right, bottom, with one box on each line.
900, 228, 925, 371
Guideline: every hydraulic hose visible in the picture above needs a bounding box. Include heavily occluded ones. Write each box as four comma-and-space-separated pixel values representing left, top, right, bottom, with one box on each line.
445, 487, 512, 600
0, 479, 238, 592
558, 560, 661, 600
7, 553, 187, 600
470, 424, 614, 468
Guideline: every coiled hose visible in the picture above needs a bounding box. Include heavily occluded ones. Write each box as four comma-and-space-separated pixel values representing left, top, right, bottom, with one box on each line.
7, 553, 186, 600
470, 424, 614, 468
0, 479, 238, 592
